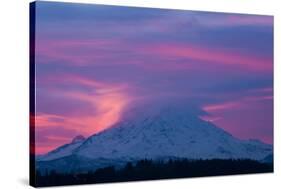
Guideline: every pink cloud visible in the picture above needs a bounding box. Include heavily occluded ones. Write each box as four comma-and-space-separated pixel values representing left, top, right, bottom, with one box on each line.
140, 43, 272, 72
36, 38, 121, 65
36, 36, 272, 74
35, 75, 132, 154
203, 101, 242, 112
200, 90, 273, 144
210, 99, 273, 144
202, 87, 273, 113
38, 73, 128, 90
35, 130, 76, 155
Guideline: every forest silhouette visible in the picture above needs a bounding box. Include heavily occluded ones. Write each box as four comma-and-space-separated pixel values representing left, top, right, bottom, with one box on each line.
35, 158, 273, 187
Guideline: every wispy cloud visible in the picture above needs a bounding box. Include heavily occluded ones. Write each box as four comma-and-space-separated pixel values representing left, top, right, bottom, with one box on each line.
34, 2, 273, 153
139, 43, 272, 72
35, 74, 132, 154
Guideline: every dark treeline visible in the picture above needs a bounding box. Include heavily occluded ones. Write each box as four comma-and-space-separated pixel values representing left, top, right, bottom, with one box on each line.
35, 159, 273, 187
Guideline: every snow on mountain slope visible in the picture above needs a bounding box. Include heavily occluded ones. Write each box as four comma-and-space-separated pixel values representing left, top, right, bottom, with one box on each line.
74, 105, 272, 161
38, 135, 86, 161
71, 135, 86, 143
37, 155, 127, 174
37, 104, 272, 173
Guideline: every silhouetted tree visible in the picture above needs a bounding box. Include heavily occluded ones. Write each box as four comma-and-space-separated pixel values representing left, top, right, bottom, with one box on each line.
35, 158, 273, 187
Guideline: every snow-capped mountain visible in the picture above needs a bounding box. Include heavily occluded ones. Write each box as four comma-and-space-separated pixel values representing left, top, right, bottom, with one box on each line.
37, 135, 86, 161
36, 104, 272, 173
72, 135, 86, 143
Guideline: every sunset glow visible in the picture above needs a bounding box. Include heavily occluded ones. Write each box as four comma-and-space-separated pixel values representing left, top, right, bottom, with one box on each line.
34, 2, 273, 154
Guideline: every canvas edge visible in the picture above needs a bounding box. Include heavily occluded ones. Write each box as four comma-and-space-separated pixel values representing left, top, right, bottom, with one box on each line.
29, 1, 36, 187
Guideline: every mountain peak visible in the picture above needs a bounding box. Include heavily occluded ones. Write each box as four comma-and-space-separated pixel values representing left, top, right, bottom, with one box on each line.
72, 135, 86, 143
39, 104, 272, 167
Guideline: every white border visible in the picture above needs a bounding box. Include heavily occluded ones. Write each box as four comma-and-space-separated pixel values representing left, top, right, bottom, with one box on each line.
0, 0, 280, 188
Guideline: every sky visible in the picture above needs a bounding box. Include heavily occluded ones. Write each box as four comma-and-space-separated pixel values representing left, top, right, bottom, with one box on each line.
33, 1, 273, 154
